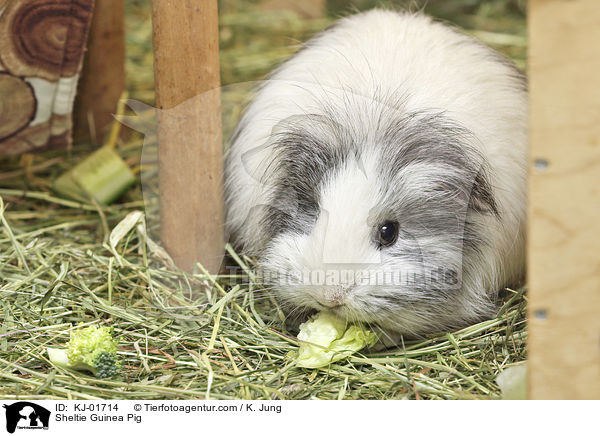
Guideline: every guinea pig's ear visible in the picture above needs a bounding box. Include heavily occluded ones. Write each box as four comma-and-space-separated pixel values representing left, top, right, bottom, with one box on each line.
270, 114, 307, 137
430, 181, 468, 203
468, 172, 500, 216
240, 138, 274, 184
240, 114, 309, 185
453, 183, 469, 203
435, 177, 498, 216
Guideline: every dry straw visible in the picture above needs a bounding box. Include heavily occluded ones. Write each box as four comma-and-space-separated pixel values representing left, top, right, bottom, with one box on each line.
0, 0, 526, 400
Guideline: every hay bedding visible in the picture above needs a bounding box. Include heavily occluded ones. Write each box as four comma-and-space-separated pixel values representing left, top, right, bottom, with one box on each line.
0, 1, 527, 400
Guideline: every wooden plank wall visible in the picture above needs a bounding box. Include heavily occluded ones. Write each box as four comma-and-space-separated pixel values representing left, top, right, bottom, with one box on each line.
528, 0, 600, 399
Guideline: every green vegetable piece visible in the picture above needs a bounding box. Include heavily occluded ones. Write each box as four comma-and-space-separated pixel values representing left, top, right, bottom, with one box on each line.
53, 146, 136, 205
496, 363, 528, 400
47, 325, 121, 379
295, 311, 378, 368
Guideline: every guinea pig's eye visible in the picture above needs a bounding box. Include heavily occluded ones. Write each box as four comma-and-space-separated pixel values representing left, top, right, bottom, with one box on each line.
376, 221, 399, 248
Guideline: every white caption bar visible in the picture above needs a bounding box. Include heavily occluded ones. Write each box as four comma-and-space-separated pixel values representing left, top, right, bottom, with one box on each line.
1, 400, 596, 435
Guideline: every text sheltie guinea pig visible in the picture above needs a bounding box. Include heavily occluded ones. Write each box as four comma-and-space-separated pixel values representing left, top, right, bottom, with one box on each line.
224, 10, 527, 342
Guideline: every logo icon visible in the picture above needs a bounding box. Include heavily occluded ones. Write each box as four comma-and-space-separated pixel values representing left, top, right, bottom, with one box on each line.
2, 402, 50, 434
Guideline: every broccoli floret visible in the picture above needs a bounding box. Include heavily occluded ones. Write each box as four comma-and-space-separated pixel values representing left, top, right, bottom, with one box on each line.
93, 351, 120, 379
47, 325, 121, 379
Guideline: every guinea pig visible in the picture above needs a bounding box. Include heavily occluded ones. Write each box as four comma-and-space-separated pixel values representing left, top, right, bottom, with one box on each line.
224, 9, 527, 343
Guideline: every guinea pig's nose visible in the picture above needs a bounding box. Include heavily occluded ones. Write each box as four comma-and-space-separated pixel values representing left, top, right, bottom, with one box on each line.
320, 295, 343, 308
318, 285, 353, 308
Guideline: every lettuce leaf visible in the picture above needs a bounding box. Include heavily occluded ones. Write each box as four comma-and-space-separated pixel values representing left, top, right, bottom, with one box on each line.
295, 311, 378, 368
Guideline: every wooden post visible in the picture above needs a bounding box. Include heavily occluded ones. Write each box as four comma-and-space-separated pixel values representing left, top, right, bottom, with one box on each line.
528, 0, 600, 399
152, 0, 224, 273
74, 0, 126, 144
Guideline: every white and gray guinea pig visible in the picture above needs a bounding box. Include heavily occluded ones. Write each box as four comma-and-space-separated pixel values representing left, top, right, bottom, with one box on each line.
224, 9, 527, 342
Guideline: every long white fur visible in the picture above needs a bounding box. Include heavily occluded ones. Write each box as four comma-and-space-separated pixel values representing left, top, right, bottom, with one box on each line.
225, 10, 527, 338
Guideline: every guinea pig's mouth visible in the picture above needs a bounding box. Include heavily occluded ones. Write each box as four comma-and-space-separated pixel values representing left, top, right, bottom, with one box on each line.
309, 299, 365, 324
312, 298, 344, 311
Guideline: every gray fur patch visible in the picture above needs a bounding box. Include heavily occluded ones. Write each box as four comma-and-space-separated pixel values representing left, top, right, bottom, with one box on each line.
259, 97, 498, 256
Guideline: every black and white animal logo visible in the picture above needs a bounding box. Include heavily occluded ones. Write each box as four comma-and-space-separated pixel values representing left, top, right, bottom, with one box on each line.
3, 402, 50, 434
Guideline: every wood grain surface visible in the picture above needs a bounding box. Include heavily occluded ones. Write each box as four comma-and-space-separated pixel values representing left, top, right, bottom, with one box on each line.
152, 0, 224, 273
528, 0, 600, 400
